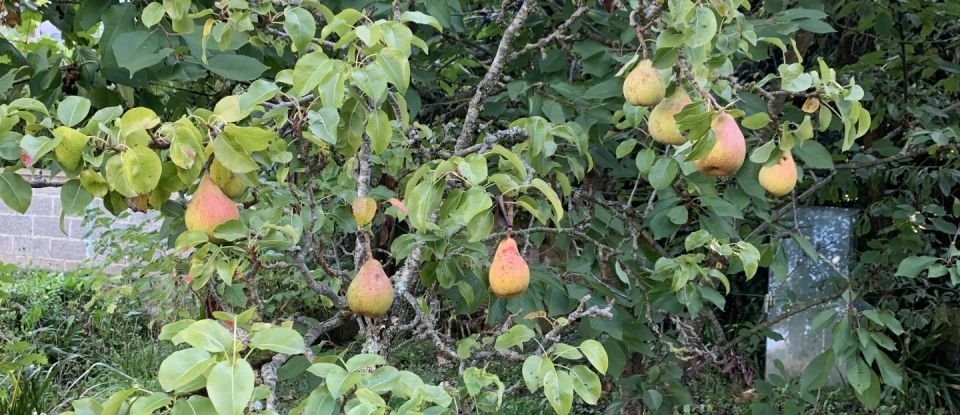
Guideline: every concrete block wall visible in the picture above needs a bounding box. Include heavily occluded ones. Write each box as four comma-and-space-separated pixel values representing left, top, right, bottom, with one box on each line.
0, 171, 154, 271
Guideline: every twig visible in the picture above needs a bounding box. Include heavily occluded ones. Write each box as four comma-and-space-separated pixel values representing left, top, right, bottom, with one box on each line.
292, 248, 347, 309
261, 312, 346, 410
743, 172, 836, 241
508, 2, 589, 60
454, 0, 535, 151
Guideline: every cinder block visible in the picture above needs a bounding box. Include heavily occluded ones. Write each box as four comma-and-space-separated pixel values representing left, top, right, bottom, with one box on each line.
0, 235, 12, 253
0, 214, 32, 236
33, 216, 71, 238
13, 237, 51, 259
67, 218, 88, 239
50, 239, 88, 261
23, 195, 55, 216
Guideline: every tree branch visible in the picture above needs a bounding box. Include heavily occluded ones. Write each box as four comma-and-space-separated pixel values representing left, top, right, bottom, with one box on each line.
454, 0, 535, 151
508, 1, 589, 60
261, 312, 347, 410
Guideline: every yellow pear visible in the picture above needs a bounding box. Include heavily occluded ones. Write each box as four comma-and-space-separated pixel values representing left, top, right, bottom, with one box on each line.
352, 196, 377, 227
184, 174, 240, 239
488, 236, 530, 298
346, 258, 394, 318
648, 88, 693, 145
758, 151, 798, 196
622, 59, 665, 107
210, 159, 247, 199
694, 112, 747, 177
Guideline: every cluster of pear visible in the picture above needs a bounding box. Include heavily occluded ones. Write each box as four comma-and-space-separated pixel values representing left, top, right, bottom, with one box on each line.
623, 59, 797, 194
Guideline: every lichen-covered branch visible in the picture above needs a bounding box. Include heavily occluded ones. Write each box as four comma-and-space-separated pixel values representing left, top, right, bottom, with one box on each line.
261, 312, 347, 410
508, 2, 589, 60
454, 0, 535, 151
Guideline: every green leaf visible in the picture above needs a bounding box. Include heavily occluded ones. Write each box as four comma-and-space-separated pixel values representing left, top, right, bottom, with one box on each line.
530, 178, 564, 223
291, 52, 332, 97
102, 389, 136, 415
684, 6, 717, 47
60, 179, 93, 231
114, 31, 171, 76
306, 108, 340, 145
158, 348, 213, 392
129, 392, 170, 415
207, 359, 255, 415
375, 48, 411, 93
579, 339, 608, 375
488, 144, 527, 179
794, 140, 833, 169
684, 230, 711, 251
735, 241, 761, 279
457, 153, 488, 185
796, 115, 814, 140
522, 355, 543, 392
648, 158, 678, 190
141, 3, 165, 28
250, 327, 305, 354
0, 170, 32, 213
57, 96, 92, 128
543, 366, 573, 415
643, 389, 663, 409
553, 343, 583, 360
875, 351, 902, 390
847, 356, 872, 394
121, 145, 163, 195
238, 80, 280, 113
400, 11, 442, 31
667, 205, 688, 225
344, 354, 386, 372
800, 349, 834, 391
895, 256, 939, 278
206, 54, 269, 82
494, 325, 536, 351
615, 139, 637, 159
635, 149, 656, 175
366, 109, 392, 154
284, 7, 317, 53
214, 125, 274, 173
172, 319, 234, 353
811, 308, 837, 331
120, 107, 161, 138
21, 134, 63, 163
750, 141, 777, 165
569, 365, 601, 405
741, 112, 771, 130
878, 311, 904, 335
53, 126, 89, 172
171, 396, 216, 415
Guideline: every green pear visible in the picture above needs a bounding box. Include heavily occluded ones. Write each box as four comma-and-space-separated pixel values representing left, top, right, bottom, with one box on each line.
347, 258, 394, 318
648, 88, 693, 145
759, 150, 798, 196
622, 59, 665, 107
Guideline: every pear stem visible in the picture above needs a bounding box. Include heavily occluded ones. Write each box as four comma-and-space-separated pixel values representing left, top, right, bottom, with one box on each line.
629, 8, 649, 60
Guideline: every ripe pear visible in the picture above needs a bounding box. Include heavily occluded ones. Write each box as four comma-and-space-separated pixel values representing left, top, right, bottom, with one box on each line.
184, 174, 240, 239
352, 196, 377, 227
210, 160, 247, 199
622, 59, 665, 107
758, 151, 798, 196
347, 258, 394, 318
694, 112, 747, 177
488, 236, 530, 298
648, 88, 693, 145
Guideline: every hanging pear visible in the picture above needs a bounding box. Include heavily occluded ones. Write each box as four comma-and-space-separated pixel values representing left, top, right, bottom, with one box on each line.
648, 88, 693, 145
352, 196, 377, 227
758, 150, 798, 196
347, 258, 394, 318
694, 112, 747, 177
622, 59, 665, 107
184, 174, 240, 239
488, 236, 530, 298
